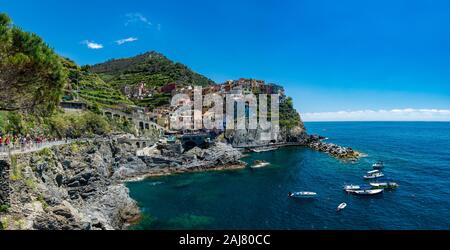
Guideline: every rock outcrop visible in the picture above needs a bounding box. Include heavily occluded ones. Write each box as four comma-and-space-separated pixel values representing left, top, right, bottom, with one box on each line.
112, 141, 246, 180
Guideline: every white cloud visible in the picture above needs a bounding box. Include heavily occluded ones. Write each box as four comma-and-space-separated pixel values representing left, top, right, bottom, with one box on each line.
116, 37, 138, 45
81, 40, 103, 49
302, 109, 450, 122
125, 13, 152, 26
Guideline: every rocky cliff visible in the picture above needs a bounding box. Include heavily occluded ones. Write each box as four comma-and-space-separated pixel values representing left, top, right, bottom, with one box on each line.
0, 137, 245, 230
0, 140, 140, 230
224, 125, 310, 147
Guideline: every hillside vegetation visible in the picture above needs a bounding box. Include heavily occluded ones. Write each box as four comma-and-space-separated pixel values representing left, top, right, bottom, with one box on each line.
280, 97, 304, 130
90, 51, 215, 89
62, 58, 133, 109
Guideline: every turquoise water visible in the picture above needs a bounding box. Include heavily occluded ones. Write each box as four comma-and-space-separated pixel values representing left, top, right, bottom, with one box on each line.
128, 122, 450, 230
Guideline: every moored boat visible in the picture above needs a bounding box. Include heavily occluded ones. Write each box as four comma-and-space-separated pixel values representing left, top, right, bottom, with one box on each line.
372, 161, 385, 169
364, 172, 384, 179
351, 189, 384, 196
337, 203, 347, 211
367, 170, 381, 175
251, 160, 270, 169
344, 184, 371, 192
344, 184, 361, 191
370, 182, 399, 189
289, 192, 317, 198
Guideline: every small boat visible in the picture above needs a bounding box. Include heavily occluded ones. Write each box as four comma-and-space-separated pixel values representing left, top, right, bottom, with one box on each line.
289, 192, 317, 198
372, 161, 385, 169
351, 189, 384, 196
251, 160, 270, 169
337, 203, 347, 211
343, 185, 361, 191
344, 184, 371, 192
148, 181, 164, 186
370, 182, 399, 189
364, 172, 385, 179
367, 170, 381, 175
251, 146, 279, 153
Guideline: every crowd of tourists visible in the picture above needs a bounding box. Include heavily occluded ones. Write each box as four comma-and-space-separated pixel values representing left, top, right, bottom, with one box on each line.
0, 133, 67, 153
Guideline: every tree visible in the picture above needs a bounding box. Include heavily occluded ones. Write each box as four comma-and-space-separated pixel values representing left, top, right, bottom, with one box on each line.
0, 13, 67, 114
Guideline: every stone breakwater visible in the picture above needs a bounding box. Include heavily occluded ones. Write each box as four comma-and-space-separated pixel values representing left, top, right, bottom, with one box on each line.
307, 136, 363, 159
0, 137, 245, 230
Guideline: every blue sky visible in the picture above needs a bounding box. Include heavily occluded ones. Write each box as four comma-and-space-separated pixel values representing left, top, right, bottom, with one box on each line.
2, 0, 450, 120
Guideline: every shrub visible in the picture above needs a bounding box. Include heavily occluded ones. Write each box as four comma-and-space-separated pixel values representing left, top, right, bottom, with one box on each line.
80, 112, 111, 136
10, 155, 23, 181
37, 195, 48, 210
0, 205, 9, 213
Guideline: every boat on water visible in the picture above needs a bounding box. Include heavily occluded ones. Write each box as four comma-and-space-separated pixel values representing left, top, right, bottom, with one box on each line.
337, 203, 347, 211
251, 146, 279, 153
364, 172, 385, 180
351, 189, 384, 196
370, 182, 399, 189
289, 192, 317, 198
344, 184, 371, 192
344, 184, 361, 191
372, 161, 385, 169
251, 160, 270, 169
367, 170, 381, 175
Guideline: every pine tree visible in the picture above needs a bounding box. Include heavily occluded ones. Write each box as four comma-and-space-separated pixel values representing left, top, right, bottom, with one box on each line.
0, 13, 67, 114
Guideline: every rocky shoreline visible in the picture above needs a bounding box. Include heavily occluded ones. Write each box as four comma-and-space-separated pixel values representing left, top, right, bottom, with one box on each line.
123, 164, 247, 183
0, 132, 362, 230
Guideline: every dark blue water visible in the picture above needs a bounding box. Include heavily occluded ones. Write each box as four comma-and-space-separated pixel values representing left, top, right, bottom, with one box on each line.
128, 122, 450, 230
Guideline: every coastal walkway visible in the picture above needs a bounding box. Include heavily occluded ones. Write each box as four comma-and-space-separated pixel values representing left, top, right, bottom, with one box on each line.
0, 136, 158, 160
0, 139, 87, 160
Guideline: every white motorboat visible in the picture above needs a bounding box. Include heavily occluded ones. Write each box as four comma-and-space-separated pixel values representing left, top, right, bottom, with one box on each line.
367, 170, 381, 175
250, 160, 270, 169
337, 203, 347, 211
370, 182, 399, 189
364, 172, 384, 179
372, 161, 385, 169
343, 185, 361, 191
352, 189, 384, 196
289, 192, 317, 198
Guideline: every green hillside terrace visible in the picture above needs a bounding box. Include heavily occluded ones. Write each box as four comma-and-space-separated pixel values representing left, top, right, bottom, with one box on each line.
77, 72, 134, 108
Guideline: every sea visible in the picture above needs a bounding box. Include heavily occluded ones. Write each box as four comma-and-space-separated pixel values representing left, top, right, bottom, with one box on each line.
127, 122, 450, 230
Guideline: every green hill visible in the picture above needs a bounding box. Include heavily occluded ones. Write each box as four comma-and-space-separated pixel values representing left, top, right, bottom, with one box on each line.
90, 51, 215, 89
